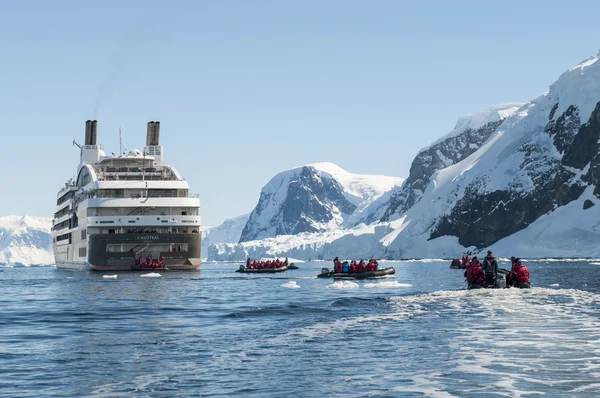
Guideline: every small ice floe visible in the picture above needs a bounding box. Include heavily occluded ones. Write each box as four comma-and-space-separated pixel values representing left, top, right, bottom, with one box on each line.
103, 275, 117, 279
363, 281, 412, 289
327, 281, 359, 290
591, 262, 600, 265
281, 281, 301, 289
550, 283, 560, 287
140, 273, 162, 278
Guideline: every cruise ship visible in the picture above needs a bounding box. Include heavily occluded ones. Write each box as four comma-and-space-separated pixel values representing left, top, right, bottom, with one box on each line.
52, 120, 201, 270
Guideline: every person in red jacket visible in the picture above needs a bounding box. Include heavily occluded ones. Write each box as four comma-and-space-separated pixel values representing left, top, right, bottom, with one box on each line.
465, 256, 485, 289
358, 260, 366, 272
366, 260, 375, 272
508, 258, 530, 287
333, 257, 343, 273
349, 261, 357, 273
246, 258, 251, 269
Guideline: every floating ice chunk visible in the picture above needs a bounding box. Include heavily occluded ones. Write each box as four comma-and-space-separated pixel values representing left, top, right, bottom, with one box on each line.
103, 275, 117, 279
364, 281, 412, 289
550, 283, 559, 287
140, 273, 162, 278
281, 281, 300, 289
327, 281, 359, 290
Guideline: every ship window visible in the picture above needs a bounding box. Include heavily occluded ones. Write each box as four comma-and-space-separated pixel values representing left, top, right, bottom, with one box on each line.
76, 167, 92, 187
57, 191, 75, 205
97, 189, 124, 198
53, 219, 70, 231
108, 229, 115, 234
81, 230, 87, 240
56, 233, 71, 242
79, 247, 87, 257
54, 207, 70, 219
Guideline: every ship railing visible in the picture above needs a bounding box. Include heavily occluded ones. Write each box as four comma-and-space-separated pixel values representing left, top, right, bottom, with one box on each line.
96, 174, 179, 182
80, 190, 200, 200
57, 184, 77, 196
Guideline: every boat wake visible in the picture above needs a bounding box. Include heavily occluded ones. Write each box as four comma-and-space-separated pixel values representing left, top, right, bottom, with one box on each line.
267, 287, 600, 395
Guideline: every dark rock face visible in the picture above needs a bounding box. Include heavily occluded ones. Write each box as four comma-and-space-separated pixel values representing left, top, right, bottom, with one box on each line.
546, 104, 579, 155
239, 166, 356, 242
381, 120, 504, 222
430, 101, 600, 248
584, 199, 595, 210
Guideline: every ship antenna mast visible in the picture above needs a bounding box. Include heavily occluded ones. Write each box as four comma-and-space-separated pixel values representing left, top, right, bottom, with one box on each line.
72, 139, 82, 149
119, 127, 122, 156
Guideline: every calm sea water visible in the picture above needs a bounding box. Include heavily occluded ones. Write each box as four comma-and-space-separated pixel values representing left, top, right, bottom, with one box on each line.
1, 260, 600, 397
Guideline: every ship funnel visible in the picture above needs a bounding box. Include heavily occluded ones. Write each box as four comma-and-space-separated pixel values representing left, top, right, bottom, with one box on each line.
153, 121, 160, 145
85, 120, 92, 145
90, 120, 98, 145
146, 121, 160, 146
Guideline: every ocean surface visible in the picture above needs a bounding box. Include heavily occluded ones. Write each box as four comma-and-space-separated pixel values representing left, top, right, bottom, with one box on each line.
1, 260, 600, 397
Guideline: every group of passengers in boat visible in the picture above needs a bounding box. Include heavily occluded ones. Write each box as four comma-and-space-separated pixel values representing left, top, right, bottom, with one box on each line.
245, 258, 288, 269
332, 257, 379, 273
463, 250, 530, 288
137, 255, 166, 269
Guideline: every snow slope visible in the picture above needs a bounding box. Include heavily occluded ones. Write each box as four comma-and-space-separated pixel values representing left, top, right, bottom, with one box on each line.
424, 103, 524, 151
0, 216, 53, 266
492, 186, 600, 257
380, 103, 524, 222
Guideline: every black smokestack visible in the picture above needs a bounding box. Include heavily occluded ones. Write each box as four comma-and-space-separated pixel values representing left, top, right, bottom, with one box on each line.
85, 120, 92, 145
146, 121, 154, 146
146, 121, 159, 146
90, 120, 98, 145
153, 121, 160, 145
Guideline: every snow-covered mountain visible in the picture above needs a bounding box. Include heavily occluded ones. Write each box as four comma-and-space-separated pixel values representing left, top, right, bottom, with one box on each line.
238, 162, 404, 242
209, 50, 600, 260
366, 50, 600, 258
0, 216, 53, 266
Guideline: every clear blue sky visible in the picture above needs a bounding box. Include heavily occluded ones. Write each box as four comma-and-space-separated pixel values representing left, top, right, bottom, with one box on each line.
2, 1, 599, 226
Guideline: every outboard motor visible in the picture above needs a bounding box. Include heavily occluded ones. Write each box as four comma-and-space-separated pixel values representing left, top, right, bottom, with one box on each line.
495, 268, 510, 289
321, 268, 330, 275
495, 276, 507, 289
239, 264, 245, 271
